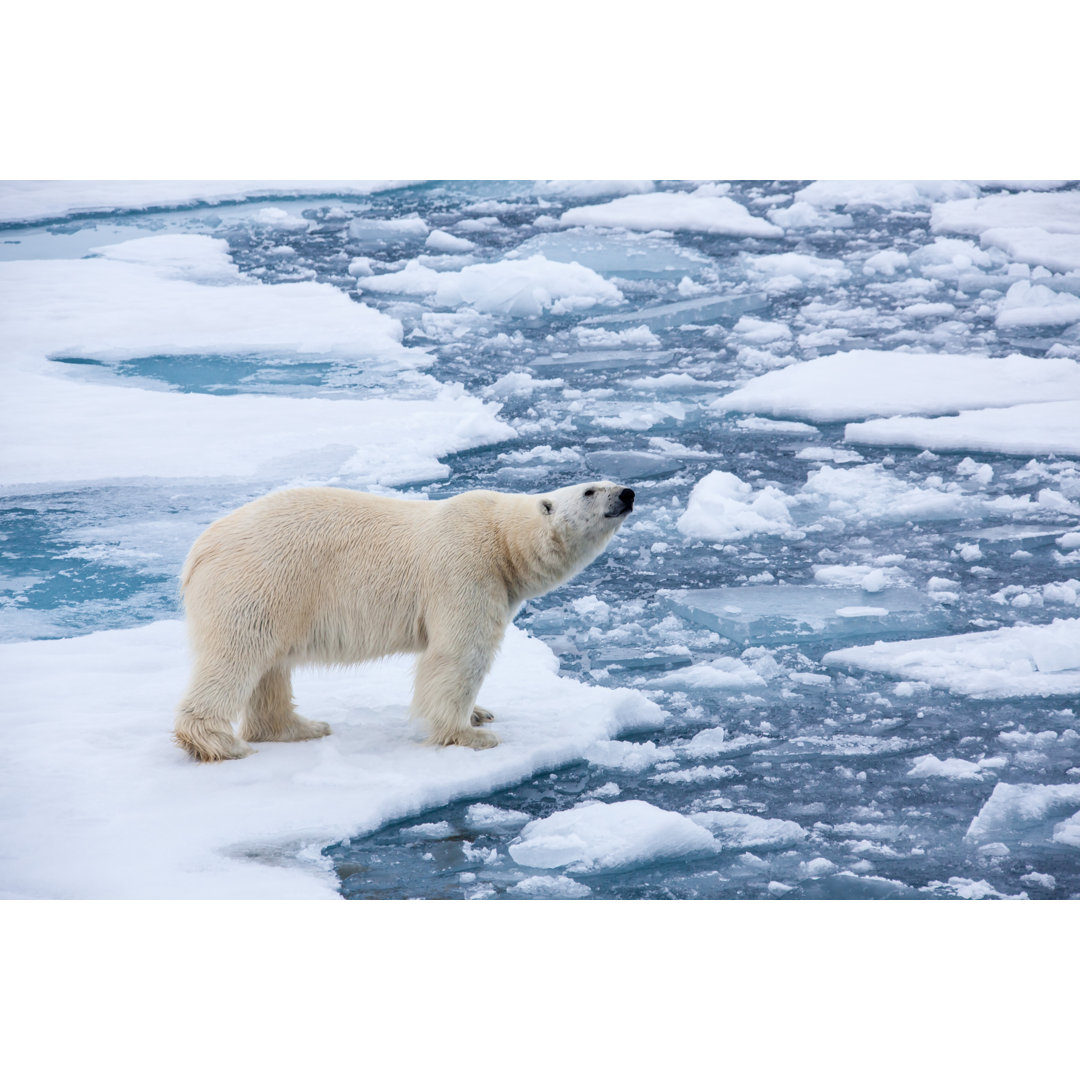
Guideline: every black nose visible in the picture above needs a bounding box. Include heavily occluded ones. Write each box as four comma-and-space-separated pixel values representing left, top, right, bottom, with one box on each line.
620, 487, 635, 509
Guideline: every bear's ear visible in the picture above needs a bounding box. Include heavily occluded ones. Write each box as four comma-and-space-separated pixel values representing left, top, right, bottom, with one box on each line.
540, 498, 554, 516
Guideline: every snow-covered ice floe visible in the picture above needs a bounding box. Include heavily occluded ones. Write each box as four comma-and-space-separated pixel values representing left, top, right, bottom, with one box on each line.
823, 619, 1080, 698
0, 235, 513, 486
965, 782, 1080, 848
711, 350, 1080, 423
0, 181, 413, 225
0, 622, 660, 898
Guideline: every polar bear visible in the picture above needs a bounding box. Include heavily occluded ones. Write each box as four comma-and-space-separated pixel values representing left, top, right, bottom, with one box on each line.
174, 481, 635, 762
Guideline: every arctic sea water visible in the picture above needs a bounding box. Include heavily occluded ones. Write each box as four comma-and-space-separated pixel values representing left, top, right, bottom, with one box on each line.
2, 180, 1079, 900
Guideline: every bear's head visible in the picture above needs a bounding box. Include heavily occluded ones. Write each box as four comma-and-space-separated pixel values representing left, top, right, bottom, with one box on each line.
538, 480, 635, 566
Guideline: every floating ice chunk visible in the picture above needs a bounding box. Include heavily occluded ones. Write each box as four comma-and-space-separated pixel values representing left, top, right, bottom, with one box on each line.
534, 180, 655, 199
584, 740, 675, 772
906, 755, 1004, 781
464, 804, 532, 830
824, 619, 1080, 698
583, 450, 683, 480
361, 254, 623, 316
921, 877, 1027, 900
796, 180, 979, 210
1059, 533, 1080, 551
253, 206, 308, 231
671, 584, 947, 646
734, 416, 817, 434
845, 400, 1080, 457
650, 657, 767, 690
1053, 812, 1080, 847
795, 447, 864, 463
348, 213, 429, 239
691, 811, 807, 850
801, 463, 981, 524
677, 470, 797, 541
712, 350, 1080, 422
981, 227, 1080, 274
425, 229, 476, 253
743, 252, 851, 290
513, 227, 708, 280
559, 192, 782, 238
965, 782, 1080, 846
579, 290, 769, 330
481, 371, 564, 400
574, 324, 661, 348
766, 201, 853, 229
956, 457, 993, 484
508, 800, 719, 871
931, 191, 1080, 238
995, 281, 1080, 328
813, 565, 907, 591
401, 821, 455, 839
863, 250, 910, 276
732, 316, 793, 344
1019, 871, 1057, 890
507, 874, 592, 898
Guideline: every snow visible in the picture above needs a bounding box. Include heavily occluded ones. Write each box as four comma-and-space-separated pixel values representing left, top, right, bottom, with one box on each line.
677, 470, 795, 541
533, 180, 655, 199
823, 619, 1080, 698
846, 401, 1080, 457
965, 782, 1080, 846
995, 281, 1080, 328
0, 235, 515, 486
931, 191, 1080, 239
0, 181, 411, 225
507, 800, 718, 872
359, 254, 623, 316
906, 755, 1005, 780
0, 622, 661, 898
690, 811, 807, 850
559, 191, 782, 238
711, 350, 1080, 423
794, 181, 980, 210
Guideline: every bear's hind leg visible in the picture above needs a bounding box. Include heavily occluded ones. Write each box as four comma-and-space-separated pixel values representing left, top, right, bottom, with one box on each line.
471, 706, 495, 726
239, 665, 331, 744
175, 660, 257, 762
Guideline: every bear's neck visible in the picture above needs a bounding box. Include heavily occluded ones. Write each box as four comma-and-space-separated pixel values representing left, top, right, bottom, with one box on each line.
494, 508, 599, 607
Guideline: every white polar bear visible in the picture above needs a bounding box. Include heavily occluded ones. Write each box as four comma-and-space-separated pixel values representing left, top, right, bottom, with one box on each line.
174, 480, 635, 762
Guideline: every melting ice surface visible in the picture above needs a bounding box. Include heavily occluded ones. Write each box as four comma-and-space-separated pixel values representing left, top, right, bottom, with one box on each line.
3, 180, 1080, 900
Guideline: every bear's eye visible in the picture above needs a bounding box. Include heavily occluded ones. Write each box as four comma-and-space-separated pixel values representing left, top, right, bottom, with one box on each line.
584, 488, 596, 497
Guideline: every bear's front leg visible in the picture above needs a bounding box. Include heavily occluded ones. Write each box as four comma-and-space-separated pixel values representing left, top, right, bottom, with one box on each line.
412, 640, 500, 750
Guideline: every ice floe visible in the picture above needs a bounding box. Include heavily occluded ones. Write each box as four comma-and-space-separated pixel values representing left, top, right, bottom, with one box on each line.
712, 350, 1080, 423
0, 181, 410, 225
823, 618, 1080, 697
558, 191, 782, 238
0, 622, 660, 898
358, 253, 623, 315
507, 800, 719, 872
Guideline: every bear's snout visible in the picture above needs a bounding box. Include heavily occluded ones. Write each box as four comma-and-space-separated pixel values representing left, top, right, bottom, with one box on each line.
606, 486, 635, 518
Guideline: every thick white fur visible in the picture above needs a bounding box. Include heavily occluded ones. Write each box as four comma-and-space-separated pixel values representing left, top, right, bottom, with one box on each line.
174, 481, 633, 762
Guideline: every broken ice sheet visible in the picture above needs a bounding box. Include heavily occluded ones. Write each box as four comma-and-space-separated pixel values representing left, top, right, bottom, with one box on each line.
578, 290, 769, 331
668, 584, 948, 647
511, 227, 709, 280
965, 782, 1080, 848
823, 618, 1080, 698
